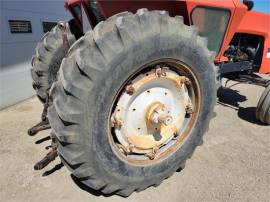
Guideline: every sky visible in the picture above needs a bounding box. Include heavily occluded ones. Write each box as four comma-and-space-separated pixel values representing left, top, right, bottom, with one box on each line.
252, 0, 270, 13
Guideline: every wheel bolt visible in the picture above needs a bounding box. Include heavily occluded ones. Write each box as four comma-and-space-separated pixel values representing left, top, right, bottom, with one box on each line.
155, 67, 166, 77
111, 114, 123, 128
179, 76, 191, 86
145, 147, 158, 160
174, 131, 180, 137
164, 116, 173, 126
185, 102, 193, 114
184, 77, 191, 85
117, 144, 128, 155
125, 85, 135, 95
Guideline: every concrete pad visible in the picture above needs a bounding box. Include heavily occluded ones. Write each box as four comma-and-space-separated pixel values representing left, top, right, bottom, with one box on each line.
0, 81, 269, 202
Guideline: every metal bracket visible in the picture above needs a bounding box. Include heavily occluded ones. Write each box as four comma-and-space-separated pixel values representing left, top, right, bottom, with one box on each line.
34, 149, 58, 170
155, 66, 167, 77
224, 73, 270, 88
28, 93, 51, 136
34, 131, 58, 170
58, 22, 70, 56
219, 61, 253, 75
232, 74, 270, 87
145, 147, 159, 160
27, 118, 51, 136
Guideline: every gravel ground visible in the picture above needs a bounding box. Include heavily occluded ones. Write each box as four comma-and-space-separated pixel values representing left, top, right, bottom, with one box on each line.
0, 80, 269, 202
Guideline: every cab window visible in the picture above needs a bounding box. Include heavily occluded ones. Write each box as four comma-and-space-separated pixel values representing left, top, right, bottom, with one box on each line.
191, 7, 230, 54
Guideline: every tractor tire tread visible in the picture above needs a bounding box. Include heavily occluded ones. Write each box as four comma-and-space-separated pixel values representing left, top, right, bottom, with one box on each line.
256, 84, 270, 124
31, 20, 77, 103
48, 9, 216, 196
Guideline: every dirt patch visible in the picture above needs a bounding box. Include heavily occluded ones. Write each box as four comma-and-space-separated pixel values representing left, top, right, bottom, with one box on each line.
0, 82, 269, 202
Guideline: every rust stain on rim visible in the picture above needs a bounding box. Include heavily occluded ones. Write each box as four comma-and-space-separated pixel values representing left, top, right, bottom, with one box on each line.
107, 58, 201, 166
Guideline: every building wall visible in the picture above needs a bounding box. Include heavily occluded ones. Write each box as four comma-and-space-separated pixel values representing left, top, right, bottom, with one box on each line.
0, 0, 70, 109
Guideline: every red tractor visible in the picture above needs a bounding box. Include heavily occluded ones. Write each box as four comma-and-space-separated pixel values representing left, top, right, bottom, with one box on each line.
29, 0, 270, 196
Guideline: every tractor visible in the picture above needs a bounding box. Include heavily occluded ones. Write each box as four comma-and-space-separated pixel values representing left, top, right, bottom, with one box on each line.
28, 0, 270, 196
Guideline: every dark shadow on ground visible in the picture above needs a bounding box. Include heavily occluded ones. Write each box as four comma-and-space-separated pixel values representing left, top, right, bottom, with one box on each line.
238, 107, 267, 125
217, 87, 247, 108
217, 87, 265, 125
42, 162, 64, 177
35, 136, 51, 144
70, 174, 119, 197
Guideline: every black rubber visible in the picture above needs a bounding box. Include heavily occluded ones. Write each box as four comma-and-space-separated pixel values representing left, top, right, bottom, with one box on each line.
256, 84, 270, 124
31, 19, 81, 103
48, 9, 216, 196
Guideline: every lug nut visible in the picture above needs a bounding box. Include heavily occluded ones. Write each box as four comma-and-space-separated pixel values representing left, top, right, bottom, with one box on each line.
185, 102, 193, 114
146, 153, 155, 160
125, 85, 135, 95
179, 76, 191, 86
184, 77, 191, 85
174, 131, 180, 138
145, 147, 159, 160
117, 144, 128, 155
111, 114, 123, 128
155, 67, 166, 77
164, 115, 173, 126
128, 144, 135, 153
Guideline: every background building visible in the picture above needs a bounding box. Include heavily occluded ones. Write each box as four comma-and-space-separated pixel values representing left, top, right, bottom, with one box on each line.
0, 0, 269, 110
0, 0, 69, 109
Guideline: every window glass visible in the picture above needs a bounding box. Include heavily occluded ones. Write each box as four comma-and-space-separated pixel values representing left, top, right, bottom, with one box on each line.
42, 22, 57, 33
191, 7, 230, 53
9, 20, 32, 33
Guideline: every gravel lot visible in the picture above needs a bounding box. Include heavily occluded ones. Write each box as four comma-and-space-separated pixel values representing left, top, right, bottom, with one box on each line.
0, 80, 269, 202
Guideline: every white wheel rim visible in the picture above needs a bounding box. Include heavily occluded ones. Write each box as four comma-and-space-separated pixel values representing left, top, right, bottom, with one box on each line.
111, 68, 193, 156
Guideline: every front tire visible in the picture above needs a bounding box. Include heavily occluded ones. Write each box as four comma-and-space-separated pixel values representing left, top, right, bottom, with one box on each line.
256, 84, 270, 124
48, 9, 216, 196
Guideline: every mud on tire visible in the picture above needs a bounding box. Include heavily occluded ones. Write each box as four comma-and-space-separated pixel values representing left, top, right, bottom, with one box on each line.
31, 19, 81, 103
48, 9, 216, 196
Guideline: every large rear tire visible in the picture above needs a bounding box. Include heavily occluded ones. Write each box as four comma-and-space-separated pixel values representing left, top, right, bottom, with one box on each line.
48, 9, 216, 196
31, 19, 81, 103
256, 84, 270, 124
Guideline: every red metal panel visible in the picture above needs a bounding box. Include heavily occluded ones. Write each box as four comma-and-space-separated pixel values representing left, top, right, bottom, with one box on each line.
237, 11, 270, 73
98, 0, 190, 24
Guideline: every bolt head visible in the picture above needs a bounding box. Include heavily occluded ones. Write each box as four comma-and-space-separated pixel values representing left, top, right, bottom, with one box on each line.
126, 85, 135, 95
174, 131, 180, 137
128, 144, 135, 153
185, 103, 193, 114
164, 116, 173, 125
184, 78, 191, 85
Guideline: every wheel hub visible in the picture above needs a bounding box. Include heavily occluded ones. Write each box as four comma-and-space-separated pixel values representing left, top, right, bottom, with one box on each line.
146, 102, 173, 126
111, 67, 193, 157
